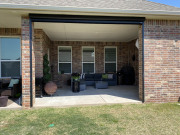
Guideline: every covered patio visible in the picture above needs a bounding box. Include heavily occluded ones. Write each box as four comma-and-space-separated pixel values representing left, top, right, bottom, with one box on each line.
0, 13, 144, 109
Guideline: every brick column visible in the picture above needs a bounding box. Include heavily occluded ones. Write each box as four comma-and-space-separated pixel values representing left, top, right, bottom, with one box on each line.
138, 25, 143, 101
21, 16, 35, 108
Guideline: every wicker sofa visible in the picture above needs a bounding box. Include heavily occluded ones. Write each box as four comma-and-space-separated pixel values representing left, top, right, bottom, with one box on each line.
0, 78, 21, 98
84, 73, 117, 86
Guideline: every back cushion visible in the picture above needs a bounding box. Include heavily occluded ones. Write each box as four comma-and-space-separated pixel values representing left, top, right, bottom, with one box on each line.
8, 79, 19, 88
108, 74, 113, 79
85, 74, 95, 80
94, 74, 102, 80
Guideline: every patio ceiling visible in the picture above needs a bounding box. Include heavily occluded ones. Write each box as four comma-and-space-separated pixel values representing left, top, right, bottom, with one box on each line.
34, 22, 139, 42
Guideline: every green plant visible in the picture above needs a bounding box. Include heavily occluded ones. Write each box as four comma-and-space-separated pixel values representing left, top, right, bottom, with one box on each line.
15, 93, 21, 98
43, 54, 51, 83
71, 72, 80, 81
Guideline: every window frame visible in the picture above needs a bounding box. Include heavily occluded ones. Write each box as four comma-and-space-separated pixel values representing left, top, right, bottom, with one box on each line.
58, 46, 72, 74
0, 36, 21, 78
104, 46, 117, 73
82, 46, 95, 74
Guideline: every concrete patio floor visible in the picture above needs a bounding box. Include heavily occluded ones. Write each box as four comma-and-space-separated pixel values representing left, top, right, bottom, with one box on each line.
34, 85, 141, 107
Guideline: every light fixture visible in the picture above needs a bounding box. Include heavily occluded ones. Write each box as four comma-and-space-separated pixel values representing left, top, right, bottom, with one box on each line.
135, 39, 139, 49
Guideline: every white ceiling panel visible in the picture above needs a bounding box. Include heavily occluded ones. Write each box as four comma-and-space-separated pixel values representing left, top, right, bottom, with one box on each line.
35, 23, 139, 42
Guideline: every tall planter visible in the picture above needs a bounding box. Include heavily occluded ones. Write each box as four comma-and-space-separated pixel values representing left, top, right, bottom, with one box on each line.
72, 81, 80, 93
71, 73, 80, 93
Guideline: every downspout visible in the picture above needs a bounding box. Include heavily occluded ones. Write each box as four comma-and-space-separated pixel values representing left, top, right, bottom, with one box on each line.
142, 22, 145, 103
29, 18, 33, 107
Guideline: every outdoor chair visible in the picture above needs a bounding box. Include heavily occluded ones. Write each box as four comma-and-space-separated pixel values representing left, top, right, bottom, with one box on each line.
0, 78, 21, 98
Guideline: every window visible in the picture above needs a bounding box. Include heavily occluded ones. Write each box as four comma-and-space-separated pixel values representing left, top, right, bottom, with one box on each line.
82, 47, 95, 73
0, 37, 21, 77
58, 46, 72, 73
105, 47, 116, 73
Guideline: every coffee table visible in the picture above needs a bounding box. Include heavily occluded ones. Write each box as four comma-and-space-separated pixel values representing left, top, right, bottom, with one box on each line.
95, 81, 108, 89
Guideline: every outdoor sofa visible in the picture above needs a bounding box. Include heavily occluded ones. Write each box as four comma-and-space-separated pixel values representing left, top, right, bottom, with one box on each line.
84, 73, 117, 86
0, 77, 21, 98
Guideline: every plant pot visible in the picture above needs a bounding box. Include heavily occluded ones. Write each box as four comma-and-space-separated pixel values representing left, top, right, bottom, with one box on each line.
72, 81, 80, 93
0, 96, 8, 107
44, 81, 57, 96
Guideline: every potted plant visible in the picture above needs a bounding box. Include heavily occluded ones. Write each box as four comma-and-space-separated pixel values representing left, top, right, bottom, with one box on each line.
72, 72, 80, 81
43, 54, 57, 96
71, 72, 80, 92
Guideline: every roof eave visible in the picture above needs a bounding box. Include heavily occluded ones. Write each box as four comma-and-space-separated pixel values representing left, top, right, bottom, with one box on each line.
0, 4, 180, 16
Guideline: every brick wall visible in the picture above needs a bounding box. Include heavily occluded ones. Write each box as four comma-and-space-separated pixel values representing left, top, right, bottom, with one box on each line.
51, 41, 138, 87
34, 29, 51, 78
144, 20, 180, 102
21, 16, 35, 108
0, 28, 21, 36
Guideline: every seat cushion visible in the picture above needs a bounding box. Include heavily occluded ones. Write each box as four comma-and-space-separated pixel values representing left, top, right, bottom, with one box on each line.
8, 79, 19, 88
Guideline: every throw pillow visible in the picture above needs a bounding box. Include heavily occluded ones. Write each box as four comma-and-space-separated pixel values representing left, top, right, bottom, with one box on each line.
108, 74, 113, 79
102, 74, 108, 79
8, 79, 19, 88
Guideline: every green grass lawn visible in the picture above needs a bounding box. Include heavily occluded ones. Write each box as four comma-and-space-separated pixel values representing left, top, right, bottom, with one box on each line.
0, 103, 180, 135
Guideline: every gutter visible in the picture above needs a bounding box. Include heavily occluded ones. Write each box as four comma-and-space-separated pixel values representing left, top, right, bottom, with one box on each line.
0, 3, 180, 16
29, 19, 33, 107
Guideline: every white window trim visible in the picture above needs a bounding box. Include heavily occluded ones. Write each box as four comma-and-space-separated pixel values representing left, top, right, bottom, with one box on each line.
58, 46, 72, 74
0, 36, 21, 78
104, 46, 117, 73
82, 46, 95, 73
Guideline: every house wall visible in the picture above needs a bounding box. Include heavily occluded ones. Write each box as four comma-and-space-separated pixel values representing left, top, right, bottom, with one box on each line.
2, 18, 180, 106
50, 41, 138, 87
34, 29, 52, 78
144, 20, 180, 102
0, 28, 51, 79
0, 28, 21, 36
